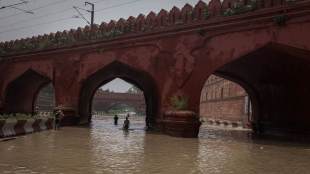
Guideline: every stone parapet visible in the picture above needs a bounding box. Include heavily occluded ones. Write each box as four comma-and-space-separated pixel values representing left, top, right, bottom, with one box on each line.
0, 0, 303, 57
0, 118, 54, 138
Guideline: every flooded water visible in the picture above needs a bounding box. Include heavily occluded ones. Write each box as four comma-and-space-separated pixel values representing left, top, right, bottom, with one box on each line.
1, 117, 310, 174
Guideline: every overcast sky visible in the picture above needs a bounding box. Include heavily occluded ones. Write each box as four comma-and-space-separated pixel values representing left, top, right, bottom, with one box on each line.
0, 0, 203, 92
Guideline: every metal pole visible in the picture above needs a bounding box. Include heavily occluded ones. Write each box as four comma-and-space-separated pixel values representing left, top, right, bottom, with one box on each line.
85, 2, 94, 30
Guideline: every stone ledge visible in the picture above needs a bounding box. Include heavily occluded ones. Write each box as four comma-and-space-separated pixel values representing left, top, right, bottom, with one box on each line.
0, 118, 54, 138
205, 118, 244, 128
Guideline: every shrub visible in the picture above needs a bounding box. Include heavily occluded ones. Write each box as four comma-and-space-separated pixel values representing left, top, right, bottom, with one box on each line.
170, 95, 188, 110
223, 0, 257, 16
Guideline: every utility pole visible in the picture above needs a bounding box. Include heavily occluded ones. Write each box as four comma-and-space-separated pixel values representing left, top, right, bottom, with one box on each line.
85, 2, 94, 30
73, 2, 95, 30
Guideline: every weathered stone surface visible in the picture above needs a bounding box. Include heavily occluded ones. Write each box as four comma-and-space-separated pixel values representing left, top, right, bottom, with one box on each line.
1, 0, 310, 137
200, 75, 251, 128
0, 0, 298, 57
162, 110, 201, 138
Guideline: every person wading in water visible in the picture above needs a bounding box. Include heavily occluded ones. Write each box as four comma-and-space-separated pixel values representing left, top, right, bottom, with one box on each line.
114, 114, 119, 125
123, 114, 130, 130
54, 110, 64, 130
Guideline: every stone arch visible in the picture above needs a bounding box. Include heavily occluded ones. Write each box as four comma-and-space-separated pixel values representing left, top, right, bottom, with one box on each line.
79, 61, 159, 127
198, 42, 310, 134
34, 83, 55, 113
211, 72, 260, 126
3, 69, 52, 114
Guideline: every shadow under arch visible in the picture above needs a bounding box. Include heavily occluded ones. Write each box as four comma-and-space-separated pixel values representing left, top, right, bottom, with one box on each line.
79, 61, 159, 127
205, 42, 310, 134
213, 71, 260, 126
3, 69, 51, 114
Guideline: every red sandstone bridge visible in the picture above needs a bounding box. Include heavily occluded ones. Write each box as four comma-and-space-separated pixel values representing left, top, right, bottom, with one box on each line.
92, 90, 145, 114
1, 0, 310, 137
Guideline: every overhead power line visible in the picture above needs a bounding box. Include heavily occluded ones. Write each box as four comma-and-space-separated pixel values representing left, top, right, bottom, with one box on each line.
8, 5, 33, 14
0, 0, 70, 20
0, 1, 27, 10
0, 0, 139, 23
73, 6, 91, 25
0, 0, 107, 21
0, 0, 146, 37
73, 2, 94, 29
0, 16, 76, 35
86, 2, 95, 29
0, 0, 106, 28
0, 7, 77, 28
0, 0, 34, 14
95, 0, 144, 12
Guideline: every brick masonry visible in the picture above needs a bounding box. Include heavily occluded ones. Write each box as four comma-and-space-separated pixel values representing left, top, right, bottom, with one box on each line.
1, 0, 310, 137
35, 86, 145, 114
200, 75, 252, 128
92, 89, 145, 114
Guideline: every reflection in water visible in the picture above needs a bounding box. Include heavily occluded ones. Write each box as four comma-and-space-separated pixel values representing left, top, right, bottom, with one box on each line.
142, 134, 200, 174
89, 119, 145, 174
0, 117, 310, 174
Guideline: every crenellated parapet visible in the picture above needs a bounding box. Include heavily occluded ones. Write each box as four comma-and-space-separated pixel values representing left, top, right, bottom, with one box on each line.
0, 0, 300, 57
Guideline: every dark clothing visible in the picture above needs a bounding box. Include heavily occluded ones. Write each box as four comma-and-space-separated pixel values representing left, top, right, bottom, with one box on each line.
54, 111, 63, 130
55, 118, 60, 130
123, 119, 130, 130
114, 115, 119, 125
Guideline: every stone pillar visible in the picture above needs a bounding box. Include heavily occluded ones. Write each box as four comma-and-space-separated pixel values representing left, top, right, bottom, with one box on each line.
54, 105, 79, 126
162, 110, 201, 138
53, 57, 82, 126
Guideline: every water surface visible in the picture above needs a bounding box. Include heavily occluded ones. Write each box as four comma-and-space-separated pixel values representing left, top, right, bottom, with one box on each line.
0, 117, 309, 174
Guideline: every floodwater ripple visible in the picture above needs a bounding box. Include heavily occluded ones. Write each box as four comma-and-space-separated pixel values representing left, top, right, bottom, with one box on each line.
0, 118, 310, 174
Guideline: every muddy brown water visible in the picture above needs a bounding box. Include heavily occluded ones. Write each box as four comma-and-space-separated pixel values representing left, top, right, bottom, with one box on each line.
0, 117, 310, 174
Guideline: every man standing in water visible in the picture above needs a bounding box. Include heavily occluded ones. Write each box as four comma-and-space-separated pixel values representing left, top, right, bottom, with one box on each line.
54, 109, 64, 130
114, 114, 119, 125
123, 115, 130, 130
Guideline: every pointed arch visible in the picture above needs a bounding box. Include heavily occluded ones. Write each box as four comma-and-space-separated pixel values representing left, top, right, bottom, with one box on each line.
198, 42, 310, 134
79, 61, 159, 126
3, 69, 51, 114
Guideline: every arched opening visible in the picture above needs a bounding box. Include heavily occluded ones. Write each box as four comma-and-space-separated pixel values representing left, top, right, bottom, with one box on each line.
200, 74, 254, 130
34, 83, 55, 115
79, 61, 158, 129
200, 43, 310, 136
3, 69, 51, 114
91, 78, 146, 127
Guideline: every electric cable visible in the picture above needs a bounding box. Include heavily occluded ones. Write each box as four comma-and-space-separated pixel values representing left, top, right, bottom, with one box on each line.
0, 0, 147, 37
